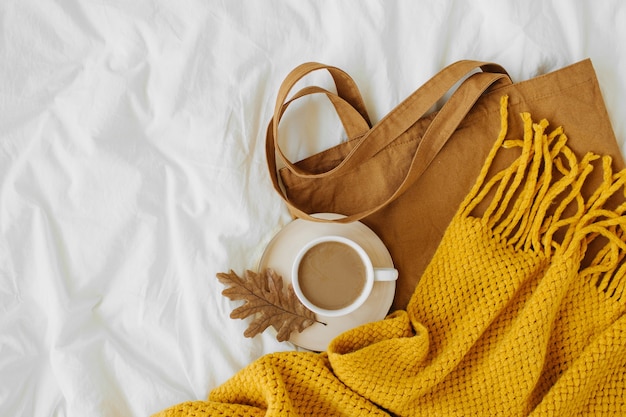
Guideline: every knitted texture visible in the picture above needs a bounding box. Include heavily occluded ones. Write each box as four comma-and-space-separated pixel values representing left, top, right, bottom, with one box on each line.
155, 96, 626, 416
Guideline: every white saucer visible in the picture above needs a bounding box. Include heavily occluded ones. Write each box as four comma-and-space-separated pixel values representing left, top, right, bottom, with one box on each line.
257, 213, 396, 351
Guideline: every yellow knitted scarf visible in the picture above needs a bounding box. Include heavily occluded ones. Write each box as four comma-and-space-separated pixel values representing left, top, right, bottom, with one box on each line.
156, 96, 626, 416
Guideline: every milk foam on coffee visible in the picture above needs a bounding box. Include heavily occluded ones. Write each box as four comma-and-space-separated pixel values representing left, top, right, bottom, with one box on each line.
297, 241, 366, 310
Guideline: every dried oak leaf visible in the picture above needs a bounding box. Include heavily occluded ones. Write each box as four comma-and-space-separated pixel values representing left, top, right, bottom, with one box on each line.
216, 268, 322, 342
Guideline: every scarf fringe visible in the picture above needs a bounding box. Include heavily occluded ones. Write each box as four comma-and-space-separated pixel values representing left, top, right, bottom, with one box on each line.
460, 95, 626, 303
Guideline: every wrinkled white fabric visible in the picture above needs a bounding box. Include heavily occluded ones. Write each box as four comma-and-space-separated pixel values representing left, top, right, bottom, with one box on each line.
0, 1, 625, 416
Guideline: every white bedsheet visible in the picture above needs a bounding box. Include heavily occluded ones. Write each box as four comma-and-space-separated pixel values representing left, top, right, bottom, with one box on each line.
1, 1, 625, 416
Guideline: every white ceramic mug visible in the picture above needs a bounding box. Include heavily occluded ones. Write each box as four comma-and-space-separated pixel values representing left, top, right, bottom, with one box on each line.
291, 235, 398, 317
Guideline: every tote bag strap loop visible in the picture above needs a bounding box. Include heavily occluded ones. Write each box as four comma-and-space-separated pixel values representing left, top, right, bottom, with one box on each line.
271, 63, 372, 177
275, 62, 372, 127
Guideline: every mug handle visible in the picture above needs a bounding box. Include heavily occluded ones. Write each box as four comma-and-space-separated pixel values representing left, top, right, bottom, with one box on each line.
373, 268, 398, 282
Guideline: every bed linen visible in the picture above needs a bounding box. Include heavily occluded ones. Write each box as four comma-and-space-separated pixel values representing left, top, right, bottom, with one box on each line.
1, 1, 625, 416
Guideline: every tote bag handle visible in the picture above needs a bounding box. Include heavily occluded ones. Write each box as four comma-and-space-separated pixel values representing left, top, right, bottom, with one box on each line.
273, 62, 372, 135
269, 60, 508, 177
267, 61, 512, 223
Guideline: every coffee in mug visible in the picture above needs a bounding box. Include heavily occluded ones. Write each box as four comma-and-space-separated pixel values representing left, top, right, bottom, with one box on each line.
292, 236, 398, 317
297, 240, 367, 310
